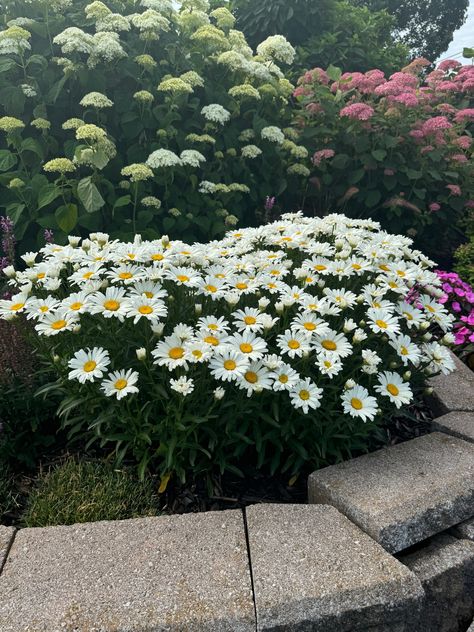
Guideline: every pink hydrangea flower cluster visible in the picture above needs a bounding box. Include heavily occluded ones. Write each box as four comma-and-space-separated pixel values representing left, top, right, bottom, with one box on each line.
312, 149, 335, 166
339, 103, 374, 120
437, 271, 474, 345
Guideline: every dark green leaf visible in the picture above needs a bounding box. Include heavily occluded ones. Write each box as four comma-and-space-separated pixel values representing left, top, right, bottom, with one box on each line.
55, 203, 78, 232
77, 177, 105, 213
0, 150, 17, 172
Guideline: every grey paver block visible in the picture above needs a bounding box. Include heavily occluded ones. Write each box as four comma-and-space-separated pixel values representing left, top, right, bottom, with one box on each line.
450, 517, 474, 541
399, 534, 474, 632
246, 503, 425, 632
428, 352, 474, 416
432, 411, 474, 443
308, 432, 474, 553
0, 525, 15, 571
469, 620, 474, 632
0, 511, 255, 632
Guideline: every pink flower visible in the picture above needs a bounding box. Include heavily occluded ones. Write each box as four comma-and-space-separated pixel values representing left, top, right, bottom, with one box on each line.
446, 184, 462, 196
465, 200, 474, 209
390, 92, 419, 107
384, 168, 395, 176
455, 136, 471, 150
436, 81, 459, 92
421, 116, 452, 135
437, 59, 462, 72
293, 86, 312, 98
340, 103, 375, 120
305, 102, 324, 115
450, 153, 468, 163
436, 103, 457, 115
454, 108, 474, 122
312, 149, 335, 166
429, 202, 440, 212
420, 145, 434, 154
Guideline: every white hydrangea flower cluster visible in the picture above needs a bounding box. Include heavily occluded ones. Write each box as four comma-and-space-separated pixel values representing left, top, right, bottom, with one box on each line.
0, 214, 454, 418
201, 104, 231, 125
256, 35, 296, 65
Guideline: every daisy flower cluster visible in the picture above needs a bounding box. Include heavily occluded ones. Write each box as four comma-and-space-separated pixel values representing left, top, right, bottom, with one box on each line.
1, 214, 454, 425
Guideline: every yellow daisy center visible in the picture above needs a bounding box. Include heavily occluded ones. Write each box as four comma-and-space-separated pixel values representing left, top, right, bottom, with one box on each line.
83, 272, 94, 279
352, 263, 362, 270
205, 285, 217, 293
351, 398, 363, 410
244, 316, 256, 325
169, 347, 184, 359
119, 272, 133, 280
375, 319, 388, 329
244, 371, 258, 384
288, 339, 300, 350
138, 305, 153, 315
127, 253, 136, 260
425, 305, 435, 313
236, 282, 248, 290
10, 302, 25, 311
403, 312, 413, 320
51, 319, 67, 330
70, 302, 83, 311
401, 346, 409, 355
388, 282, 398, 289
37, 272, 46, 279
104, 300, 120, 311
192, 349, 203, 358
115, 378, 128, 390
314, 264, 326, 271
144, 292, 154, 299
303, 322, 316, 331
224, 359, 237, 371
299, 389, 310, 401
270, 269, 281, 276
215, 273, 225, 279
151, 253, 164, 261
240, 343, 253, 354
387, 383, 399, 396
83, 360, 97, 373
208, 324, 218, 331
177, 275, 189, 282
322, 340, 337, 351
279, 374, 288, 383
379, 264, 390, 271
39, 306, 49, 313
324, 361, 332, 368
204, 335, 219, 346
305, 277, 313, 283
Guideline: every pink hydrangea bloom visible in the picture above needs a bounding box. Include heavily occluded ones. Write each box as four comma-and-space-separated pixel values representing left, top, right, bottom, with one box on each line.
455, 136, 471, 149
420, 145, 434, 154
465, 200, 474, 209
390, 92, 419, 107
312, 149, 335, 166
384, 168, 395, 176
429, 202, 440, 211
421, 116, 452, 135
339, 102, 375, 120
454, 108, 474, 122
446, 184, 462, 196
450, 154, 468, 163
437, 59, 462, 72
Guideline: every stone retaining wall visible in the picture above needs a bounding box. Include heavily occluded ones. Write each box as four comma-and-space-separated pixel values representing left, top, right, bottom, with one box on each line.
0, 351, 472, 631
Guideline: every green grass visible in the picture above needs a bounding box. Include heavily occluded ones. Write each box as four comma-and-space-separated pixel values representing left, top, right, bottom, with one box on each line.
23, 458, 159, 527
0, 464, 16, 521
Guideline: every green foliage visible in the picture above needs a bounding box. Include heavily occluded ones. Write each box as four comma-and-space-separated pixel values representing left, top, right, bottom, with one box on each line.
0, 0, 307, 252
231, 0, 409, 75
23, 458, 158, 527
294, 63, 474, 262
352, 0, 469, 62
0, 464, 16, 521
0, 320, 60, 469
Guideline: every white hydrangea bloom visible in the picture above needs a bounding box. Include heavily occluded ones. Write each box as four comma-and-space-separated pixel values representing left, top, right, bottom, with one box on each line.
261, 126, 285, 144
201, 104, 231, 125
89, 31, 127, 66
241, 145, 262, 159
257, 35, 296, 65
80, 92, 113, 108
146, 149, 182, 169
53, 27, 94, 55
180, 150, 206, 167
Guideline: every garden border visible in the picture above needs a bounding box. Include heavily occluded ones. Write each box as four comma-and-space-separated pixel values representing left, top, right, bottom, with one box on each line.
0, 351, 473, 631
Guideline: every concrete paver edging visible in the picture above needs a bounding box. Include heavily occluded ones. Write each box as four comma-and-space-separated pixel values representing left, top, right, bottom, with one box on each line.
0, 353, 472, 630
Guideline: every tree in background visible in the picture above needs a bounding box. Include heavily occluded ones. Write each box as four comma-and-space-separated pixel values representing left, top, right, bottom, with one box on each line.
230, 0, 409, 75
351, 0, 469, 62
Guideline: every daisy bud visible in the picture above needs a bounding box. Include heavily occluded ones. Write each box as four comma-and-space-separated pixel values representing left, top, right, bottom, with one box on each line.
344, 379, 356, 389
303, 350, 309, 358
424, 387, 434, 395
81, 239, 92, 251
403, 371, 411, 380
168, 295, 175, 302
73, 324, 81, 334
422, 333, 432, 341
258, 297, 270, 310
53, 354, 60, 363
356, 295, 364, 303
420, 321, 430, 330
214, 386, 225, 400
275, 301, 284, 314
255, 385, 263, 393
136, 347, 147, 361
100, 279, 109, 289
161, 234, 170, 247
359, 320, 366, 327
343, 319, 357, 333
152, 323, 165, 336
389, 361, 398, 369
442, 333, 455, 345
2, 265, 16, 278
195, 303, 202, 315
68, 236, 81, 246
21, 252, 37, 266
225, 292, 239, 306
317, 280, 325, 288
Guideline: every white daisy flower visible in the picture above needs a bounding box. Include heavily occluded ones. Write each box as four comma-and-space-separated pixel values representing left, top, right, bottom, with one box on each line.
227, 331, 268, 360
374, 371, 413, 408
152, 335, 188, 370
316, 353, 343, 378
423, 342, 455, 375
62, 292, 90, 315
271, 363, 299, 391
107, 263, 146, 285
313, 330, 352, 358
237, 361, 272, 396
24, 296, 60, 320
35, 309, 78, 336
129, 280, 167, 300
89, 287, 130, 321
276, 329, 311, 359
291, 312, 330, 337
68, 347, 110, 383
290, 378, 323, 414
396, 302, 424, 328
389, 335, 421, 365
196, 315, 230, 333
184, 339, 212, 363
341, 385, 378, 422
367, 308, 400, 335
101, 369, 139, 400
0, 293, 30, 318
125, 296, 167, 324
232, 307, 266, 332
173, 323, 195, 341
170, 376, 194, 396
209, 350, 248, 382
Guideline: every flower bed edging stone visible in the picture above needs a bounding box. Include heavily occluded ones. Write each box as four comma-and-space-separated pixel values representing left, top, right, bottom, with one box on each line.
0, 526, 15, 572
427, 351, 474, 416
451, 518, 474, 541
398, 534, 474, 632
432, 411, 474, 443
0, 511, 255, 631
307, 432, 474, 554
245, 504, 424, 632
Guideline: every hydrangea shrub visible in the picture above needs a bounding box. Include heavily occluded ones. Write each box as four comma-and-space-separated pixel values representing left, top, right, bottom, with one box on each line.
0, 0, 308, 251
294, 59, 474, 261
0, 213, 455, 481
